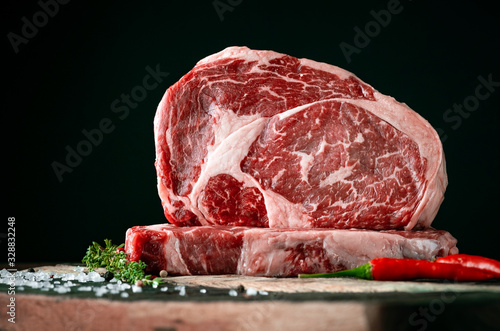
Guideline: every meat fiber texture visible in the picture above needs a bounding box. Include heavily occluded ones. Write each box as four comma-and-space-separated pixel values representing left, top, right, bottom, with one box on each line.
154, 46, 447, 230
125, 225, 458, 277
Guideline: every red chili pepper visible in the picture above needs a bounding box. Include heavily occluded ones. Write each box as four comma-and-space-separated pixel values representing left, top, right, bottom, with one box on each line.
116, 247, 125, 254
298, 258, 496, 281
434, 254, 500, 278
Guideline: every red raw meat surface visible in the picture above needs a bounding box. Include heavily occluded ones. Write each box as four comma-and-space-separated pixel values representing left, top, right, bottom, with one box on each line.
154, 47, 446, 229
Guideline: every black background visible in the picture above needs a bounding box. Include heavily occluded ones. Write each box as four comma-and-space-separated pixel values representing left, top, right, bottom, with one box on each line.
3, 0, 499, 263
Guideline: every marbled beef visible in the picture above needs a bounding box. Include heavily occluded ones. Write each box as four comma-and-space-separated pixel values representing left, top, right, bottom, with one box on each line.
153, 47, 447, 229
125, 224, 458, 277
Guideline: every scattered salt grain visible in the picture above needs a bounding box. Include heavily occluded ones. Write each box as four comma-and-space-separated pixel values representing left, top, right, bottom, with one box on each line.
175, 286, 186, 296
15, 279, 27, 287
73, 266, 84, 272
62, 273, 76, 281
41, 281, 54, 289
78, 286, 92, 292
64, 281, 76, 287
76, 272, 88, 283
87, 271, 105, 282
258, 291, 269, 296
120, 283, 131, 290
26, 281, 41, 289
0, 269, 11, 277
132, 285, 143, 293
54, 286, 71, 294
161, 287, 169, 292
246, 288, 258, 296
120, 292, 129, 298
24, 273, 36, 282
200, 288, 207, 294
35, 271, 50, 281
228, 289, 238, 297
94, 286, 108, 297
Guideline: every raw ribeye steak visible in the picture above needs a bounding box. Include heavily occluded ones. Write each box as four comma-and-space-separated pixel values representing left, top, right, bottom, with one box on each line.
154, 46, 447, 229
125, 224, 458, 277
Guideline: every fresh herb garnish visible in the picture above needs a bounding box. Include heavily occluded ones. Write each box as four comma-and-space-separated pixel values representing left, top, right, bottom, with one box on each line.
82, 239, 162, 286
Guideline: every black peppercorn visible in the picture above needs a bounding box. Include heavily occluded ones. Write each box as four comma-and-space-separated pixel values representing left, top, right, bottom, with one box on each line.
103, 271, 114, 281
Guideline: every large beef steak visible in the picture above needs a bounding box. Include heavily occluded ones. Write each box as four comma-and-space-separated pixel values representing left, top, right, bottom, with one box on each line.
154, 47, 446, 229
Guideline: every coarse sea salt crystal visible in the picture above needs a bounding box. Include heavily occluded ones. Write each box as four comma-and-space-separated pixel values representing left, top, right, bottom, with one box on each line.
0, 269, 11, 277
94, 286, 108, 297
52, 273, 64, 279
161, 287, 169, 292
76, 272, 88, 282
41, 281, 54, 289
26, 281, 41, 289
37, 271, 50, 281
131, 285, 142, 293
246, 288, 258, 296
88, 271, 105, 282
73, 266, 84, 272
120, 283, 131, 290
259, 291, 269, 296
64, 281, 76, 287
228, 289, 238, 297
78, 286, 92, 292
121, 292, 129, 298
24, 273, 36, 282
174, 286, 186, 296
15, 279, 27, 287
62, 273, 76, 281
54, 286, 71, 294
200, 289, 207, 294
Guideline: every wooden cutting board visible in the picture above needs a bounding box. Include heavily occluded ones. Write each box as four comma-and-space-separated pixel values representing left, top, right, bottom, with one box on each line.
31, 264, 500, 294
1, 264, 499, 331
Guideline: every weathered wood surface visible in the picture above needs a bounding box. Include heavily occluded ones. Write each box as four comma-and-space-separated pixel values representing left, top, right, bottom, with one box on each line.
1, 265, 499, 331
32, 264, 500, 295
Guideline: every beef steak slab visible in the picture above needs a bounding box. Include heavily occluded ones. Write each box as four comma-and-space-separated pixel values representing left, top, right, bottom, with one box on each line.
125, 225, 458, 277
154, 47, 447, 229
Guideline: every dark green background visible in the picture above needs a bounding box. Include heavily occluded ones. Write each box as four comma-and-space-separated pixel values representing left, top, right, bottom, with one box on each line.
4, 0, 500, 263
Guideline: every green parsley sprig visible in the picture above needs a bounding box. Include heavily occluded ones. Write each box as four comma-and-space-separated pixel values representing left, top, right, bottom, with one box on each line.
82, 239, 162, 286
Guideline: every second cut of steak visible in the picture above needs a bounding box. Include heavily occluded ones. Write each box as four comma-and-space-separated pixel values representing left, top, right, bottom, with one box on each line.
154, 47, 447, 230
125, 225, 458, 277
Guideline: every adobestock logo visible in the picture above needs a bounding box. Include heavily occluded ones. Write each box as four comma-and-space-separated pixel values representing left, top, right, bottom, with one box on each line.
7, 0, 71, 54
213, 0, 243, 22
51, 64, 169, 183
339, 0, 410, 64
435, 73, 499, 143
